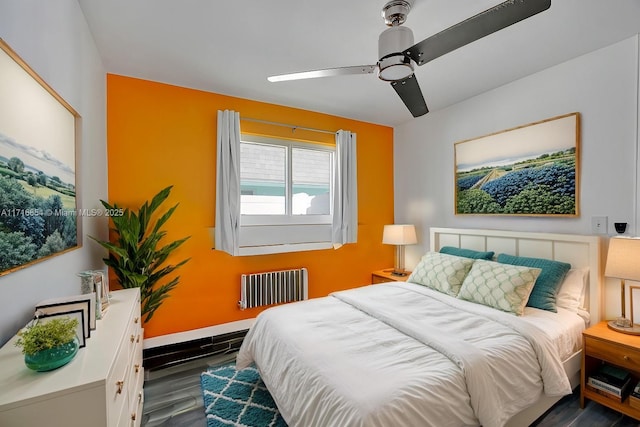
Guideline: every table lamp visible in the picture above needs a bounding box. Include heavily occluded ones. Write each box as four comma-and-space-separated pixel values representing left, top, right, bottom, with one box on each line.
382, 224, 417, 276
605, 237, 640, 334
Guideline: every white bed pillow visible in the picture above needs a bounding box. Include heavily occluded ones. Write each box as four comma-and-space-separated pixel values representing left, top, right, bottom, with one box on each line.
407, 252, 475, 296
457, 259, 541, 315
556, 268, 589, 312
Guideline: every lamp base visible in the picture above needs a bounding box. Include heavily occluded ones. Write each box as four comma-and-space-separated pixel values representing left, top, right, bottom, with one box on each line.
607, 319, 640, 335
391, 270, 408, 277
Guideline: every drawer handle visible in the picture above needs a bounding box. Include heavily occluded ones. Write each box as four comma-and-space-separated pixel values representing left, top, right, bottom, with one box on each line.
136, 334, 140, 343
130, 334, 135, 343
138, 391, 143, 403
131, 413, 136, 421
135, 363, 140, 373
134, 317, 139, 324
116, 380, 125, 394
624, 355, 631, 361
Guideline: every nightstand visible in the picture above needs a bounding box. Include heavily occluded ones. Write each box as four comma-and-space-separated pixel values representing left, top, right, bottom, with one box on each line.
372, 269, 411, 284
581, 321, 640, 420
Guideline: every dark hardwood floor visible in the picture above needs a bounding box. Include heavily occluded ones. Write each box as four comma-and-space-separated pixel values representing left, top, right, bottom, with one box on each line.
141, 353, 640, 427
531, 391, 640, 427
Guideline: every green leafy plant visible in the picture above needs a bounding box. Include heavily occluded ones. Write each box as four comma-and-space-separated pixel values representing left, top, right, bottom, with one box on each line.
91, 186, 190, 323
15, 317, 79, 355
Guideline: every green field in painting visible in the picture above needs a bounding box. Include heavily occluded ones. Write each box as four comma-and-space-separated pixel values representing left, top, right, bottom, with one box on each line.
18, 181, 76, 210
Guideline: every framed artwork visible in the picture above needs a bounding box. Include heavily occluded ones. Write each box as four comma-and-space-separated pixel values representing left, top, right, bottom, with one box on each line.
454, 112, 580, 216
37, 292, 96, 330
0, 39, 80, 275
35, 310, 86, 348
35, 298, 92, 339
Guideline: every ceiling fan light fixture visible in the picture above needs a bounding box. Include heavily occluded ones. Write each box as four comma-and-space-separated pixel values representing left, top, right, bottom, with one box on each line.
378, 55, 414, 82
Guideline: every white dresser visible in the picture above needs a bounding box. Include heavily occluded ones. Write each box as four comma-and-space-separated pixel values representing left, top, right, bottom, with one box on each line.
0, 288, 144, 427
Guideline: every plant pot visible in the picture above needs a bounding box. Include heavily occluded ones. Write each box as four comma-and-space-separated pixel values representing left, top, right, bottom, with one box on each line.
24, 337, 79, 372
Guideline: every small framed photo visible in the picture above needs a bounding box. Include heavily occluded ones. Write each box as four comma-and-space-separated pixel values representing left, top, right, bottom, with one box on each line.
35, 298, 92, 338
630, 285, 640, 326
92, 270, 110, 313
35, 310, 86, 348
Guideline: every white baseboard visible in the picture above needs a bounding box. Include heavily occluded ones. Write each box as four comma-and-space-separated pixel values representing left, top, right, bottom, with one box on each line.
143, 318, 255, 349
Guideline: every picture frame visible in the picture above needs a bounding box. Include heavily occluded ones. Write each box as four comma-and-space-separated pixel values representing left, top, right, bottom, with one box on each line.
36, 296, 93, 337
92, 269, 110, 314
454, 112, 580, 216
630, 285, 640, 326
34, 309, 86, 348
0, 39, 80, 276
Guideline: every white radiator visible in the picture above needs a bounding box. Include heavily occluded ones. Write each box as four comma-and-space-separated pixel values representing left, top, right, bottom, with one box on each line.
239, 268, 308, 309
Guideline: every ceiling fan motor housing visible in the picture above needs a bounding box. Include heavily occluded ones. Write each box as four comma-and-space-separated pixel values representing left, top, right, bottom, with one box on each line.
378, 26, 414, 81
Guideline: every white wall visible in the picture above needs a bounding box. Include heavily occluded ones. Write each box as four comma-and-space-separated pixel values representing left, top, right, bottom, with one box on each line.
394, 36, 640, 319
0, 0, 108, 345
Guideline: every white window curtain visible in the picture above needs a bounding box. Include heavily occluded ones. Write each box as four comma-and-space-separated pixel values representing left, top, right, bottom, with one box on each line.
332, 130, 358, 249
214, 110, 241, 255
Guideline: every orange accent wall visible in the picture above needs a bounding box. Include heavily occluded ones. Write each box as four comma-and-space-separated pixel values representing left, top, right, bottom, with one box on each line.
106, 74, 395, 338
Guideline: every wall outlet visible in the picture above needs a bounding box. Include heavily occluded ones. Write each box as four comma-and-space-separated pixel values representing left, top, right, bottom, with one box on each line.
591, 216, 608, 234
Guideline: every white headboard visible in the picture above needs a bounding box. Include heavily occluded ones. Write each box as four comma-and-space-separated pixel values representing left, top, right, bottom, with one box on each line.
430, 227, 603, 322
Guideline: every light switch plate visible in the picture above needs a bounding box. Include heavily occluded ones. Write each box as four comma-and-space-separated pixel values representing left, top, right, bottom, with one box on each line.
591, 216, 608, 234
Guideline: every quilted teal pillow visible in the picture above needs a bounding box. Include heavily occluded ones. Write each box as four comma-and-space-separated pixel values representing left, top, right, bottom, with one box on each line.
440, 246, 494, 260
458, 259, 541, 315
408, 252, 475, 297
496, 254, 571, 313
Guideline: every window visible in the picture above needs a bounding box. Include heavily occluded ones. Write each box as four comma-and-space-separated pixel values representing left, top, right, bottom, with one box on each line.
215, 110, 356, 256
236, 134, 335, 255
240, 135, 334, 224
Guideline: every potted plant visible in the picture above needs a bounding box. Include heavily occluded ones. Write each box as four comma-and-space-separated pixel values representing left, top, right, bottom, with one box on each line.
15, 316, 80, 371
91, 186, 190, 323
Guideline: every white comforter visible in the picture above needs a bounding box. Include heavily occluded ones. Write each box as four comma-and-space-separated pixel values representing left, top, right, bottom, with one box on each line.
236, 282, 572, 427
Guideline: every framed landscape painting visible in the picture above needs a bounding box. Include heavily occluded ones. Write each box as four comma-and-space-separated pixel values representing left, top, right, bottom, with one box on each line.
454, 112, 580, 216
0, 39, 80, 275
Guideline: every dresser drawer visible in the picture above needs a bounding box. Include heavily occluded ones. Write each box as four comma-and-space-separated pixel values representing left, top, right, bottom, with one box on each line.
585, 336, 640, 372
107, 338, 131, 425
117, 398, 131, 427
129, 372, 144, 427
127, 336, 144, 411
124, 310, 142, 361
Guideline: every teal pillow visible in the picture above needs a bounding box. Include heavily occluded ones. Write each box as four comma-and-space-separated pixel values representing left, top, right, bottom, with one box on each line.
496, 254, 571, 312
440, 246, 494, 260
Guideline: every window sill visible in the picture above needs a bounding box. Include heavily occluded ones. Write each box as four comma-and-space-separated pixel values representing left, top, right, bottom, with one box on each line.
238, 242, 332, 256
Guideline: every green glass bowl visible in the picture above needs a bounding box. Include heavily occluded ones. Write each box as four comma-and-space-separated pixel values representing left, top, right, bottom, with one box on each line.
24, 337, 79, 372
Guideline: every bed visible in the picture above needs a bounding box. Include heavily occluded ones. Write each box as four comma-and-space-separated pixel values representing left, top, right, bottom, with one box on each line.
236, 228, 602, 427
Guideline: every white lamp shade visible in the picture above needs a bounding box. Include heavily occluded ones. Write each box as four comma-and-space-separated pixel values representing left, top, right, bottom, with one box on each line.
382, 224, 417, 245
605, 237, 640, 281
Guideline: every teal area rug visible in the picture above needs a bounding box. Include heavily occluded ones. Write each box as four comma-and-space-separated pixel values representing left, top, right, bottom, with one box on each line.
201, 363, 287, 427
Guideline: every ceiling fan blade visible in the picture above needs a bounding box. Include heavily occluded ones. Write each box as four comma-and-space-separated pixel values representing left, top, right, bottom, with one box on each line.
405, 0, 551, 66
391, 74, 429, 118
268, 65, 377, 82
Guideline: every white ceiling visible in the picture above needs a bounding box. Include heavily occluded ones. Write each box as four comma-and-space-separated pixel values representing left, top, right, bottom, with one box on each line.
78, 0, 640, 127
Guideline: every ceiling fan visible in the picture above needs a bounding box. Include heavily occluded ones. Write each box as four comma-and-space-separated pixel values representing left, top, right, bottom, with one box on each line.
268, 0, 551, 118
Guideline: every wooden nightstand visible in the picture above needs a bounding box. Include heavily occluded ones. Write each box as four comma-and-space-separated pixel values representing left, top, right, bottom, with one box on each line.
581, 321, 640, 420
372, 269, 411, 284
